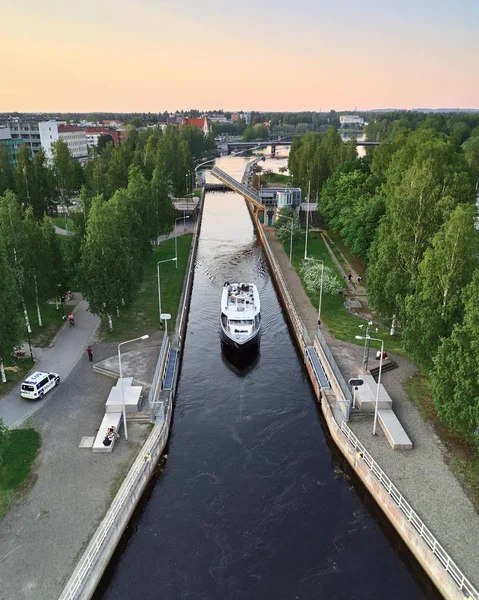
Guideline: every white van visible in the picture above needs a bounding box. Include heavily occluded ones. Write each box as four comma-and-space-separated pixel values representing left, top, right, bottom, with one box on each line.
21, 371, 60, 399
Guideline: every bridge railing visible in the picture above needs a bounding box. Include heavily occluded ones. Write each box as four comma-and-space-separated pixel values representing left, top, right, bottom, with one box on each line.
211, 166, 263, 208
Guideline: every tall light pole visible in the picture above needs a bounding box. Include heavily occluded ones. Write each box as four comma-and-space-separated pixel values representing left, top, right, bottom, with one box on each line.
356, 334, 384, 436
175, 215, 190, 269
281, 214, 294, 267
157, 257, 177, 327
304, 180, 311, 260
118, 334, 149, 441
160, 313, 171, 338
305, 256, 324, 325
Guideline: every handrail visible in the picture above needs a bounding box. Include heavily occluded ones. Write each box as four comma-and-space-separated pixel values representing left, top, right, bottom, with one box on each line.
337, 416, 479, 600
148, 334, 169, 422
59, 401, 173, 600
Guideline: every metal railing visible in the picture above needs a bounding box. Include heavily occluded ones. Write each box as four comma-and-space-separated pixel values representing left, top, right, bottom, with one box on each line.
177, 226, 199, 350
148, 333, 170, 423
211, 166, 263, 209
59, 401, 173, 600
316, 329, 352, 405
337, 416, 478, 600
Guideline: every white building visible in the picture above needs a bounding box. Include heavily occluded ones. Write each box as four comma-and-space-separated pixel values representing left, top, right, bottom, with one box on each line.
339, 115, 365, 127
39, 121, 88, 160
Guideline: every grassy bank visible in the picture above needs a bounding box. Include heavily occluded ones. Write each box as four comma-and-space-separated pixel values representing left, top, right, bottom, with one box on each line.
261, 173, 290, 185
403, 371, 479, 511
280, 230, 404, 354
0, 428, 41, 519
27, 301, 74, 348
0, 358, 35, 397
100, 234, 193, 342
51, 215, 71, 230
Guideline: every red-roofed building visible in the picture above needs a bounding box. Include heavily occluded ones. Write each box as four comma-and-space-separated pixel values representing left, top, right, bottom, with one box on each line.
85, 127, 119, 147
180, 116, 210, 135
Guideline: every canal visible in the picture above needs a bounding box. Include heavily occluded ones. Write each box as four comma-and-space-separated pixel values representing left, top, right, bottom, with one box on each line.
95, 158, 440, 600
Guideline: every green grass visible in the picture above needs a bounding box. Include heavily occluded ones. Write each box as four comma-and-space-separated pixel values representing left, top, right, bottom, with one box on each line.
280, 230, 404, 354
324, 229, 367, 281
100, 234, 193, 342
27, 301, 74, 348
261, 173, 290, 185
51, 215, 71, 230
0, 428, 41, 519
0, 358, 35, 397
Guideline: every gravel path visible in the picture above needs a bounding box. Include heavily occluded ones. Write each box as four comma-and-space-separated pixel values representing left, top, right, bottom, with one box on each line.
264, 226, 479, 591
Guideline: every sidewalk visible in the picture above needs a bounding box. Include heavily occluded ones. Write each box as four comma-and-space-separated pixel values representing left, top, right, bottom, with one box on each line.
0, 299, 99, 427
264, 226, 479, 590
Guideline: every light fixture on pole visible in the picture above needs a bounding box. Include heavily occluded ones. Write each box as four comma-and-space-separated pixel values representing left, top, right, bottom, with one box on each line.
157, 257, 177, 328
118, 334, 149, 441
160, 313, 171, 338
304, 180, 311, 260
305, 256, 324, 326
355, 334, 384, 436
175, 215, 190, 269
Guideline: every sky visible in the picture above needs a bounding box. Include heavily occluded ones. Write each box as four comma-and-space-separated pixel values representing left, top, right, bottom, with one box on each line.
0, 0, 478, 112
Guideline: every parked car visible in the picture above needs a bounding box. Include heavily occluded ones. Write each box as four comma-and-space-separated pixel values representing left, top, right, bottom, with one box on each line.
21, 371, 60, 399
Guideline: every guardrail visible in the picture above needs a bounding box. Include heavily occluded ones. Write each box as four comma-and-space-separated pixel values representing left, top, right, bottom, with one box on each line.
338, 418, 479, 600
148, 333, 170, 423
59, 401, 173, 600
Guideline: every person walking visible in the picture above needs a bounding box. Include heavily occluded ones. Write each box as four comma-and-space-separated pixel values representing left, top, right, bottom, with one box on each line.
87, 346, 93, 362
347, 273, 352, 283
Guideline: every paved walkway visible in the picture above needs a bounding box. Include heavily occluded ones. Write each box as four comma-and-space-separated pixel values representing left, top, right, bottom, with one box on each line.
264, 226, 479, 590
0, 299, 100, 427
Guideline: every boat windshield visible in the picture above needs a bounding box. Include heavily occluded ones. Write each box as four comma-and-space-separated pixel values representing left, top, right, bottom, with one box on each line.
228, 319, 253, 325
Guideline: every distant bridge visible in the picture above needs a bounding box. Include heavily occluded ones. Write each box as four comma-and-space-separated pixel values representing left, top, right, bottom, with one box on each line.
224, 139, 380, 155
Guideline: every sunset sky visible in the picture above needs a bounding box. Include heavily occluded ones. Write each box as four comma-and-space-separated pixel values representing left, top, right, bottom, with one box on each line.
1, 0, 477, 112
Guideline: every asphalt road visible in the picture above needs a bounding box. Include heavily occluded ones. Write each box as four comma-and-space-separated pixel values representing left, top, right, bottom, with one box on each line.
0, 300, 99, 427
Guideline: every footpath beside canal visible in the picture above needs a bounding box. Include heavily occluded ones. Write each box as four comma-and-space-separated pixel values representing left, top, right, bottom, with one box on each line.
262, 225, 479, 598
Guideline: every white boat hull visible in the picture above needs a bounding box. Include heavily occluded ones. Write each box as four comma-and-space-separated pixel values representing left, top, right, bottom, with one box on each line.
220, 322, 261, 350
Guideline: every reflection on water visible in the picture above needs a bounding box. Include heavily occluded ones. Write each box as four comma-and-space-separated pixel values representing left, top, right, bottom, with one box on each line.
221, 342, 260, 377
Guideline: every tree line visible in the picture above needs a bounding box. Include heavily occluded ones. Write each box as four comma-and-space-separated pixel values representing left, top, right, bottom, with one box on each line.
313, 118, 479, 437
0, 123, 213, 368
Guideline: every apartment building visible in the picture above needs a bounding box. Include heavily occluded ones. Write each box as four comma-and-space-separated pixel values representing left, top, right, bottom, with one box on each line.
39, 121, 88, 160
6, 118, 42, 155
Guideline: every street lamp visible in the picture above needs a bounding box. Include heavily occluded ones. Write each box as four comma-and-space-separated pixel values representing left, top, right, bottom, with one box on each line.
157, 257, 177, 328
175, 215, 190, 269
118, 334, 149, 441
281, 214, 295, 267
304, 180, 311, 260
160, 313, 171, 338
355, 334, 384, 436
305, 256, 324, 326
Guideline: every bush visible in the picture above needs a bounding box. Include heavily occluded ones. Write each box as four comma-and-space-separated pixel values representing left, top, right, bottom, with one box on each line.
300, 259, 342, 295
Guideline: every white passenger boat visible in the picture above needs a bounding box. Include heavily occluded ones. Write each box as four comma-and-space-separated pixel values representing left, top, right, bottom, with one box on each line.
220, 282, 261, 350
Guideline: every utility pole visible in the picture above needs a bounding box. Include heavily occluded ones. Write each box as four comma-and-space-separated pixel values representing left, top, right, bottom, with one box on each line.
304, 180, 311, 260
362, 321, 373, 372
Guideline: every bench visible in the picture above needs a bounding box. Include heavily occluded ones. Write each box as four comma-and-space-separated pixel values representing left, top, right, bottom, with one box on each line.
114, 377, 134, 388
105, 386, 143, 413
378, 409, 413, 449
354, 374, 392, 412
92, 412, 122, 453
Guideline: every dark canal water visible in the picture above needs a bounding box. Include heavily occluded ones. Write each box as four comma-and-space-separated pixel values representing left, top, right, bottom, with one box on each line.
96, 162, 440, 599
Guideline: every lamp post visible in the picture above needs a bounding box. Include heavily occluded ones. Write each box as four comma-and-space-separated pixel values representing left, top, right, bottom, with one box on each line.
157, 258, 177, 328
175, 215, 190, 269
160, 313, 171, 338
281, 214, 294, 267
355, 334, 384, 436
305, 257, 324, 326
304, 180, 311, 260
118, 334, 149, 441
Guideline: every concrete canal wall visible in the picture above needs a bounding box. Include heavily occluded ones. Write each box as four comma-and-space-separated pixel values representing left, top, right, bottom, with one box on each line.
250, 208, 477, 600
58, 189, 206, 600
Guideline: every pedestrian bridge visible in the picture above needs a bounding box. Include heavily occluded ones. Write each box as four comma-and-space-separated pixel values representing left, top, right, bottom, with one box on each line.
211, 166, 264, 214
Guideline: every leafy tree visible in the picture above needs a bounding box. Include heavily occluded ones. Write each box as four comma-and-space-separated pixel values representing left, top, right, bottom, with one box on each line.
97, 134, 113, 154
108, 143, 132, 191
274, 207, 302, 245
151, 165, 174, 237
0, 418, 11, 463
300, 260, 342, 295
31, 148, 54, 218
462, 135, 479, 178
431, 268, 479, 435
14, 144, 34, 207
403, 204, 478, 369
0, 243, 24, 381
367, 130, 476, 323
52, 140, 75, 208
0, 144, 15, 196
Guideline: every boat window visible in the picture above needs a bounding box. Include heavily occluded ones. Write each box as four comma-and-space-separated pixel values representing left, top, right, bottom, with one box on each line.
228, 319, 253, 325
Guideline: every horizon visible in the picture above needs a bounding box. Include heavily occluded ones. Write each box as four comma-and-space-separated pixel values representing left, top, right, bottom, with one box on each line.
1, 0, 477, 112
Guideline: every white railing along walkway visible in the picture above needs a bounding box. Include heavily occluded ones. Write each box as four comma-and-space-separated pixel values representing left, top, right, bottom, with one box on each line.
338, 418, 479, 600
